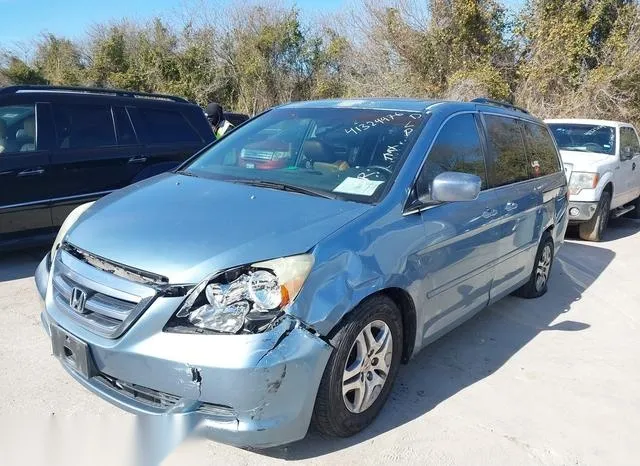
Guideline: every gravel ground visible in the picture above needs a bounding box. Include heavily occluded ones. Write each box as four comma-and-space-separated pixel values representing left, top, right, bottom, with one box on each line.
1, 218, 639, 465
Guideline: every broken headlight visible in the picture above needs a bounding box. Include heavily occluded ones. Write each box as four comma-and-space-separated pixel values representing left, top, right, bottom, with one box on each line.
165, 254, 314, 334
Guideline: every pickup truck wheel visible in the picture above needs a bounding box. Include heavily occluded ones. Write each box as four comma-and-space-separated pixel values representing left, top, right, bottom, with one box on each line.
579, 191, 611, 241
312, 295, 403, 437
514, 231, 554, 299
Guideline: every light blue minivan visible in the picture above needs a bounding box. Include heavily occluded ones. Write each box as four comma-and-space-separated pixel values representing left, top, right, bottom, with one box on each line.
35, 98, 568, 447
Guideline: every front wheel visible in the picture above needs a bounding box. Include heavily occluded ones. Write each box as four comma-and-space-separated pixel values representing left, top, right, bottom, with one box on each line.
312, 295, 403, 437
579, 191, 611, 241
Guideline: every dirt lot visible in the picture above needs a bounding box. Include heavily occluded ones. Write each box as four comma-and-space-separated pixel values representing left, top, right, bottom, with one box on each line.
1, 218, 639, 465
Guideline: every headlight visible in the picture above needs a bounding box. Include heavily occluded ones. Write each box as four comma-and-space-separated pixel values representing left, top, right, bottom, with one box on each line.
569, 172, 599, 195
50, 202, 94, 260
165, 254, 314, 334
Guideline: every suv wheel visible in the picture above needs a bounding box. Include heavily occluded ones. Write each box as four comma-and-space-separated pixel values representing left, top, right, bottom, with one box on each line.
514, 231, 554, 299
312, 295, 402, 437
579, 191, 611, 241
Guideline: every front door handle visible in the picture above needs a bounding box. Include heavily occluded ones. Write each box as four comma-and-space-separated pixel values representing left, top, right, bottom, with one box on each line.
17, 167, 45, 177
505, 201, 518, 212
128, 156, 148, 164
482, 208, 498, 219
633, 162, 636, 170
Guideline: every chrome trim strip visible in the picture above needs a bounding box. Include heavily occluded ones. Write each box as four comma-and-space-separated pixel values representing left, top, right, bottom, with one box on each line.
0, 190, 112, 211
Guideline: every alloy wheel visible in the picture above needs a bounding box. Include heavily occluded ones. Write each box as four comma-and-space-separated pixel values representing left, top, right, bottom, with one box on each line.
535, 244, 552, 291
342, 320, 393, 413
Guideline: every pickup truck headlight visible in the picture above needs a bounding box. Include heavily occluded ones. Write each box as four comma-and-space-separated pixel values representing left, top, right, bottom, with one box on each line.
51, 202, 95, 261
165, 254, 314, 334
569, 172, 599, 195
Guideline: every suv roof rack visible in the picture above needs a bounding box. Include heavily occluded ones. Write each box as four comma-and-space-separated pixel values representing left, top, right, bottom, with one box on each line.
0, 85, 189, 103
471, 97, 529, 114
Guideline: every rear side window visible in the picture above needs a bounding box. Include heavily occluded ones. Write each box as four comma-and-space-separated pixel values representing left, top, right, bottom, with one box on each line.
137, 108, 200, 144
522, 122, 562, 177
113, 107, 138, 145
483, 115, 528, 187
418, 113, 487, 197
53, 104, 116, 149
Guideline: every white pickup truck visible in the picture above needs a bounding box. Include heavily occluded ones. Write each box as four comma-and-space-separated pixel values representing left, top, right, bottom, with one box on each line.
545, 119, 640, 241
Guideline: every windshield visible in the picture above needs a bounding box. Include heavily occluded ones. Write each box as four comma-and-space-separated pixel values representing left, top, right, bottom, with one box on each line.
548, 123, 615, 155
183, 107, 426, 203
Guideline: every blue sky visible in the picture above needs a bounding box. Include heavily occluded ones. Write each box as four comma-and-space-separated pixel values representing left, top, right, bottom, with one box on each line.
0, 0, 524, 46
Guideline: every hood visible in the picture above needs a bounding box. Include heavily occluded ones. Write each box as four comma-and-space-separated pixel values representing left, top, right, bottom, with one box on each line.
66, 172, 371, 283
559, 150, 614, 173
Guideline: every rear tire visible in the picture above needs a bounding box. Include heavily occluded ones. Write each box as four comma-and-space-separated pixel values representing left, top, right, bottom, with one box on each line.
312, 295, 403, 438
514, 231, 554, 299
579, 191, 611, 241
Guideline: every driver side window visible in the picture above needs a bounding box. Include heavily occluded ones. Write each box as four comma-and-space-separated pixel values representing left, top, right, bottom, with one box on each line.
417, 113, 487, 199
619, 127, 640, 160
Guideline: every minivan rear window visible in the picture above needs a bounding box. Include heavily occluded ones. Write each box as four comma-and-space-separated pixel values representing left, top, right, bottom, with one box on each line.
138, 108, 200, 144
483, 115, 529, 187
522, 122, 562, 177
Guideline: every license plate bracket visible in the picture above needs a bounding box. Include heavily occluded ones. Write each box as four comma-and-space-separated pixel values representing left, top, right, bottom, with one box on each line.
50, 324, 96, 379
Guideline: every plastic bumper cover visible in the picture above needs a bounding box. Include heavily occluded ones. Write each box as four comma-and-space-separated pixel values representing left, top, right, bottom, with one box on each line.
35, 255, 333, 448
567, 201, 599, 222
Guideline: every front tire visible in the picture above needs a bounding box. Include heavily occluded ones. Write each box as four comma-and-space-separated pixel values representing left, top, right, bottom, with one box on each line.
312, 295, 403, 437
514, 231, 554, 299
579, 191, 611, 241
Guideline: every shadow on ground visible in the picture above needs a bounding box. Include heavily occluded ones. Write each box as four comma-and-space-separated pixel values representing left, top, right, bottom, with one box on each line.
261, 241, 615, 460
0, 247, 48, 283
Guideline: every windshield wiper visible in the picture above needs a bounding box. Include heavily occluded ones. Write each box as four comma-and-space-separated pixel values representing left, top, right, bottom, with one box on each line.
230, 179, 337, 199
175, 169, 200, 178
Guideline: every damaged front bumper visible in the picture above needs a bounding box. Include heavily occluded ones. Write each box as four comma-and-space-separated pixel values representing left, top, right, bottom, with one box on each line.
35, 254, 332, 448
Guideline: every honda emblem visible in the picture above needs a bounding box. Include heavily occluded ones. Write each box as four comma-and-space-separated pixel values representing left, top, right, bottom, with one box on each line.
69, 287, 87, 314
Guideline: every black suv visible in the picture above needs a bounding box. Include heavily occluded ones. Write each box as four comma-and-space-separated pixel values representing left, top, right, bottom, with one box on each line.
0, 85, 214, 250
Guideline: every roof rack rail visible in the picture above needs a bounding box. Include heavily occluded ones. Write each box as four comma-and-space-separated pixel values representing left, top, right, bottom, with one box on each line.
471, 97, 529, 114
0, 85, 189, 103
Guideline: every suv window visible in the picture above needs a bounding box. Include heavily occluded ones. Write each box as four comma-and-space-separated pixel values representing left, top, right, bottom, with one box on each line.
113, 107, 138, 145
522, 122, 562, 177
53, 104, 116, 149
483, 115, 528, 187
619, 127, 640, 159
0, 104, 37, 153
137, 108, 200, 144
417, 113, 487, 198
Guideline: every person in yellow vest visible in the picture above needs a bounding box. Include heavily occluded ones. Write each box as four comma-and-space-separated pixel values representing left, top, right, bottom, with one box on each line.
205, 103, 234, 139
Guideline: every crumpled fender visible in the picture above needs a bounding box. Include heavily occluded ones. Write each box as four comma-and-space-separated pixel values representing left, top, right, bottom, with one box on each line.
286, 205, 426, 347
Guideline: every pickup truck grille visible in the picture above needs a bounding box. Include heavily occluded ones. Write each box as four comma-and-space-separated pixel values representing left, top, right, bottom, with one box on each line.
51, 246, 158, 338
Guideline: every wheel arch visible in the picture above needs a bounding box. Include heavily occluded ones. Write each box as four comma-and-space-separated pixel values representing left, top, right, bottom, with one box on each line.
326, 287, 417, 364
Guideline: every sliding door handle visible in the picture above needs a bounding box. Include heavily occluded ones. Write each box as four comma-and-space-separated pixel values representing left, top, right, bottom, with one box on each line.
128, 156, 148, 164
17, 167, 45, 177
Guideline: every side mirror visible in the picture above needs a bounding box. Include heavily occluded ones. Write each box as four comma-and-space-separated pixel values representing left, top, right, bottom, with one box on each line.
621, 147, 634, 161
420, 171, 482, 203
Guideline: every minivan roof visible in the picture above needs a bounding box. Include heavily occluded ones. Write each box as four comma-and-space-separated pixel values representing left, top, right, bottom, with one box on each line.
280, 98, 540, 122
